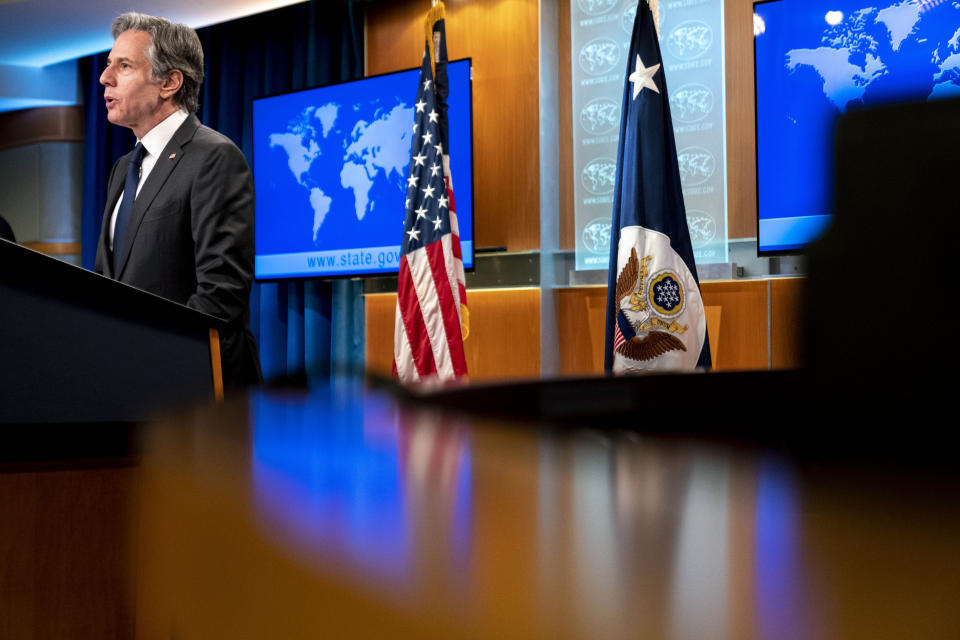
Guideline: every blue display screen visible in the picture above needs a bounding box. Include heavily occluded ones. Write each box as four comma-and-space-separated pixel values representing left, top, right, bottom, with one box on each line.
754, 0, 960, 253
253, 60, 474, 278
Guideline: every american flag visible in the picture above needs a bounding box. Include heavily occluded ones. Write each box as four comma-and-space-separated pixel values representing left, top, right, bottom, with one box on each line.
393, 3, 468, 384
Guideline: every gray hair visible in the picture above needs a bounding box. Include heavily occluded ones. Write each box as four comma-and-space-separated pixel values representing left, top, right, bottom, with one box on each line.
111, 12, 204, 113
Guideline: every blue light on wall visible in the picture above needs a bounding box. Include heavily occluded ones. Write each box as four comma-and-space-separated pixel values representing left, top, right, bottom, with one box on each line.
0, 60, 78, 113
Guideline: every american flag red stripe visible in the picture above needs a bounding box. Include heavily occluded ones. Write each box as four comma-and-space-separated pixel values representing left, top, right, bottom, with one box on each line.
426, 238, 468, 377
396, 255, 438, 380
396, 242, 465, 381
396, 409, 468, 506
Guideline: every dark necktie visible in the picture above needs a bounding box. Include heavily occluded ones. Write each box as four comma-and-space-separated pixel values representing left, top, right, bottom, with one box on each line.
112, 142, 146, 272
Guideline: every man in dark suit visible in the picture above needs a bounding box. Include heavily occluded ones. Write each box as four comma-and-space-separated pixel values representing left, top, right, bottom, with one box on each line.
94, 12, 261, 388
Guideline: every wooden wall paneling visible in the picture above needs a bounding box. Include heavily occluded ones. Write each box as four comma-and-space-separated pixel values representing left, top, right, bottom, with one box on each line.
0, 466, 137, 638
0, 472, 35, 639
555, 286, 605, 376
365, 0, 541, 252
462, 289, 540, 379
769, 277, 805, 369
372, 277, 790, 379
704, 304, 722, 366
364, 1, 420, 71
365, 293, 397, 379
365, 288, 541, 381
0, 106, 84, 151
700, 279, 768, 370
724, 0, 758, 239
552, 279, 778, 373
554, 288, 731, 376
21, 241, 81, 255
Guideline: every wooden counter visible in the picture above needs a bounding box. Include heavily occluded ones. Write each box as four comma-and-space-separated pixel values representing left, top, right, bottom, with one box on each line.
127, 381, 960, 639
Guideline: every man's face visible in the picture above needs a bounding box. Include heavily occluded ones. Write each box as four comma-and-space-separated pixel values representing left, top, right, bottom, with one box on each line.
100, 30, 164, 138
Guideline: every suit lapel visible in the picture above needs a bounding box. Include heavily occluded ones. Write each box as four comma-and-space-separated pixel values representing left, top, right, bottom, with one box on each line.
100, 156, 128, 278
114, 115, 200, 278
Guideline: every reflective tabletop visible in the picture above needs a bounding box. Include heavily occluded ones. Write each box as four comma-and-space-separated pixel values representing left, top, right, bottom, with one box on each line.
134, 381, 960, 639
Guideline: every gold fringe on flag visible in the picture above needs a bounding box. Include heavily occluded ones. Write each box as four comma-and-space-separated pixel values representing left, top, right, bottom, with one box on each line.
424, 1, 446, 74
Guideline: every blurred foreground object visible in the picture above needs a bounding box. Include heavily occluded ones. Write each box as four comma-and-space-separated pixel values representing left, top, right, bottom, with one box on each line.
805, 98, 960, 423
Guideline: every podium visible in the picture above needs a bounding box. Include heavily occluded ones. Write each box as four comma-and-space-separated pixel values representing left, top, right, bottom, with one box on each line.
1, 239, 223, 425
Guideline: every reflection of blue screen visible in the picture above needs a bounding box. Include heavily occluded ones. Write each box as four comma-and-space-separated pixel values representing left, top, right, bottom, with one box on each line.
755, 0, 960, 253
250, 391, 412, 578
253, 60, 473, 278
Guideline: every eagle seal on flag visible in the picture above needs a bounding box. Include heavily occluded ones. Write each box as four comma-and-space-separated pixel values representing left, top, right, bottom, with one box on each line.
612, 226, 706, 372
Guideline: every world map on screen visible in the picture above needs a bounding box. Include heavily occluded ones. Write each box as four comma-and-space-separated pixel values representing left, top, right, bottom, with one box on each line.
754, 0, 960, 253
268, 100, 414, 245
252, 60, 472, 278
782, 1, 960, 112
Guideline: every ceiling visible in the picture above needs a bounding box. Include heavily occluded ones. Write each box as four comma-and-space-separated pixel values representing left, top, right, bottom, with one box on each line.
0, 0, 308, 67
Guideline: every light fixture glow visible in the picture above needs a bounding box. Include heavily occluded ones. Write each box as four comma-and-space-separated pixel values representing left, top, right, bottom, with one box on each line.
825, 10, 844, 26
753, 13, 766, 36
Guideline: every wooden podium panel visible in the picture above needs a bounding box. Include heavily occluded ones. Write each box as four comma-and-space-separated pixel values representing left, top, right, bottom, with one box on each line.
0, 464, 137, 639
700, 280, 769, 370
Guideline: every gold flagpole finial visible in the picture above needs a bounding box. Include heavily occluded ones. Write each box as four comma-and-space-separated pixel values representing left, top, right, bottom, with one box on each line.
424, 1, 446, 69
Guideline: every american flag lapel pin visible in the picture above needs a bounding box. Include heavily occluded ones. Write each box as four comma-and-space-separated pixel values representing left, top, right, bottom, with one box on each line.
169, 153, 177, 159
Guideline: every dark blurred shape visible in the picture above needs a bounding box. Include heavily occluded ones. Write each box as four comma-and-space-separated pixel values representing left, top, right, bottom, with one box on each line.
397, 369, 803, 440
0, 215, 15, 242
804, 98, 960, 424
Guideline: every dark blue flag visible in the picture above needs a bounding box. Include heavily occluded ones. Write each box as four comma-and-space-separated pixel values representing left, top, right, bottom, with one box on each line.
603, 0, 711, 373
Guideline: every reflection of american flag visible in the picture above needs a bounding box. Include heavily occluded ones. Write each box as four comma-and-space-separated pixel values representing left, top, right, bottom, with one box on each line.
394, 3, 468, 384
397, 409, 467, 501
918, 0, 945, 12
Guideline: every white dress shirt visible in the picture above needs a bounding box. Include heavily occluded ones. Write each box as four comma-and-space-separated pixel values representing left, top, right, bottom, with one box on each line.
109, 108, 190, 250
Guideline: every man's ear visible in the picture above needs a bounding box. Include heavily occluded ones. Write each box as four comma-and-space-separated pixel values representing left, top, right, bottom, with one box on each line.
159, 69, 184, 100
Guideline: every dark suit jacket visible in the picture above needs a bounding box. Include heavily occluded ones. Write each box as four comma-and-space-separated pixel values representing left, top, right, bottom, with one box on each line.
94, 114, 262, 388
